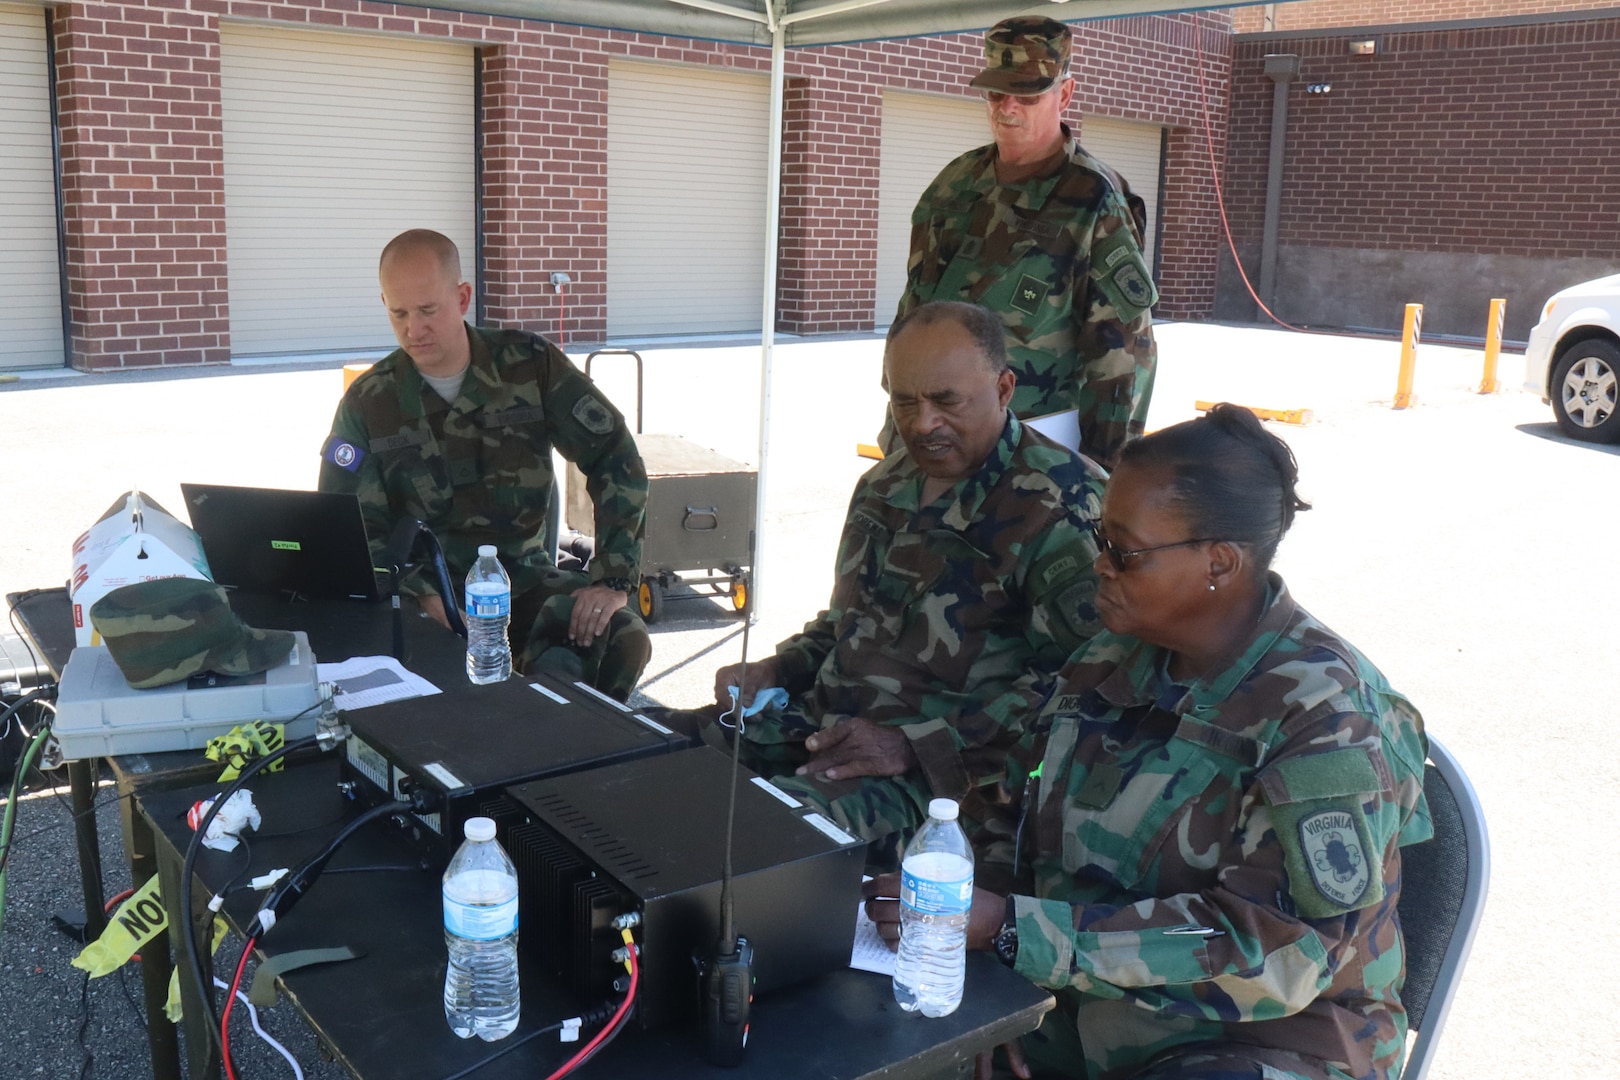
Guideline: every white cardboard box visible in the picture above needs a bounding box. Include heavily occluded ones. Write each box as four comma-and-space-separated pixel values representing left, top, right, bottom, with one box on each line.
69, 491, 213, 647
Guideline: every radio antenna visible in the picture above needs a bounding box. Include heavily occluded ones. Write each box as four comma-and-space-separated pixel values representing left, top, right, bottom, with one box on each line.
704, 535, 756, 1066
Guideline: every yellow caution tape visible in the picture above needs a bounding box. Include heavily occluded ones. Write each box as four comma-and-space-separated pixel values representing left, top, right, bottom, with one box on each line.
206, 720, 287, 782
166, 918, 230, 1023
71, 875, 168, 977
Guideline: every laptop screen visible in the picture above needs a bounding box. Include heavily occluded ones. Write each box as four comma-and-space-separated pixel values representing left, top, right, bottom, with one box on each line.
180, 484, 383, 601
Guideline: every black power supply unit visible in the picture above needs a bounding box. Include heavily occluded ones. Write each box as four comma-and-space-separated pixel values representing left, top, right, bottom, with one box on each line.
340, 674, 687, 860
500, 746, 867, 1029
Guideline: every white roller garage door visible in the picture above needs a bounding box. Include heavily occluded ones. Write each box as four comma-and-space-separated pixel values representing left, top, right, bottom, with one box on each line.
0, 4, 64, 370
1078, 115, 1163, 267
874, 89, 987, 327
606, 61, 769, 338
219, 25, 475, 358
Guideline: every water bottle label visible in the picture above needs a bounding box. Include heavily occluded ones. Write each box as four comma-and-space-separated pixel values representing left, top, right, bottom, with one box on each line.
444, 895, 518, 940
465, 586, 510, 619
900, 866, 973, 916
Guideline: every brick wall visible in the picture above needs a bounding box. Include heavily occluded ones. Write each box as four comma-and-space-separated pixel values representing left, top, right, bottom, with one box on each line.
1232, 0, 1610, 34
1224, 17, 1620, 257
47, 0, 1230, 368
53, 2, 230, 369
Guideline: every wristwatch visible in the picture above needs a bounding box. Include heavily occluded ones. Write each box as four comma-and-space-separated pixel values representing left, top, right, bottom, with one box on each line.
992, 896, 1019, 968
597, 577, 634, 594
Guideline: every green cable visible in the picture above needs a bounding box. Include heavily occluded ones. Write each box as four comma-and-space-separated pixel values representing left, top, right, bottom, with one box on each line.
0, 724, 54, 942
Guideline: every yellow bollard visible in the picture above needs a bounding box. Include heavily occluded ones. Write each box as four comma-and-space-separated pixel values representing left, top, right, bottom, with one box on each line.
1478, 298, 1505, 394
343, 362, 372, 390
1394, 303, 1422, 410
1195, 401, 1314, 426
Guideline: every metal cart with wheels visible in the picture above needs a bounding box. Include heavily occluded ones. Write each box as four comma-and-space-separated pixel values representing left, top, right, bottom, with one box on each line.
565, 349, 755, 623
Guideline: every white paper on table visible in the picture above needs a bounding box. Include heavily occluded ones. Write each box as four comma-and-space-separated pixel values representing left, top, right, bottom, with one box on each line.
850, 899, 897, 976
316, 656, 441, 710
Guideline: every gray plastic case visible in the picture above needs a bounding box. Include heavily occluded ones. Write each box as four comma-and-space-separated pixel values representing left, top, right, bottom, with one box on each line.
52, 632, 321, 759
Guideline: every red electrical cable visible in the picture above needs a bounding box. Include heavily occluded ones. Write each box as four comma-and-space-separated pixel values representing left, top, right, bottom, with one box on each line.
103, 888, 141, 963
220, 933, 258, 1080
543, 939, 639, 1080
1191, 12, 1313, 335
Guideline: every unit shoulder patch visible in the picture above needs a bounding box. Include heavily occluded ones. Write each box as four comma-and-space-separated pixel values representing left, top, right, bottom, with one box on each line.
321, 435, 366, 473
571, 394, 615, 436
1298, 808, 1372, 908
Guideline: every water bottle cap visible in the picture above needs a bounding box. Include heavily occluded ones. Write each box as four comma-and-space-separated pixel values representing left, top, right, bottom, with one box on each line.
927, 798, 959, 822
477, 544, 497, 557
463, 816, 497, 842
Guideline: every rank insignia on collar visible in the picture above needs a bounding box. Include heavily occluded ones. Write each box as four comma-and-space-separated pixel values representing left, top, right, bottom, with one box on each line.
1010, 273, 1049, 315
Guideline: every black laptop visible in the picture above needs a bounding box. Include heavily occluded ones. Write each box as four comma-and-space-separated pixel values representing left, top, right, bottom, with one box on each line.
180, 484, 383, 601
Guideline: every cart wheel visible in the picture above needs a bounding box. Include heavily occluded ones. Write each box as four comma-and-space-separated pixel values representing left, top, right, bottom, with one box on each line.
729, 579, 747, 613
637, 580, 664, 623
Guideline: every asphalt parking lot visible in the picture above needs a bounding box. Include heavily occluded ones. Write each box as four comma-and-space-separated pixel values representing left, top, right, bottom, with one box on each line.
1, 321, 1611, 1078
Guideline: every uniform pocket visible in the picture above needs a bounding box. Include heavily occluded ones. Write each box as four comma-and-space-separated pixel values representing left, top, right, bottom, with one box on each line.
1061, 736, 1224, 890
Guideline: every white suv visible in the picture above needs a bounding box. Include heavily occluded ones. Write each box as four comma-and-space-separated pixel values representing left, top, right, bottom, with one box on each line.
1524, 273, 1620, 443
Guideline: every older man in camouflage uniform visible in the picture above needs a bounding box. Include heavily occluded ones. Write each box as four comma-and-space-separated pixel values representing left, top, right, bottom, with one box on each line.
962, 580, 1432, 1080
704, 300, 1105, 867
318, 229, 649, 700
886, 17, 1157, 470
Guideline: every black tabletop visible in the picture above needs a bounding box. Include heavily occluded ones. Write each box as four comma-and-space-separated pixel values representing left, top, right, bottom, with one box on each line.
141, 759, 1052, 1080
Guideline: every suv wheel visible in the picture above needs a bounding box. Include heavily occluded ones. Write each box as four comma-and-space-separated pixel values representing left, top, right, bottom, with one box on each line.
1552, 339, 1620, 443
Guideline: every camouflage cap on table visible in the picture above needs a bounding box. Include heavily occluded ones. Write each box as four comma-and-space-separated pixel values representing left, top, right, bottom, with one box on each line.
969, 16, 1072, 95
89, 578, 296, 689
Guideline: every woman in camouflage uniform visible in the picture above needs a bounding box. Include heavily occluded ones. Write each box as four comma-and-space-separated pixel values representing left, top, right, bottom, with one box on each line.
867, 404, 1432, 1080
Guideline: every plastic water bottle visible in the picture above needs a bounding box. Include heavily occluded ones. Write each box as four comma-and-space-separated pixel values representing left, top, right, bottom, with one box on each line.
464, 545, 511, 684
443, 817, 520, 1041
893, 798, 973, 1017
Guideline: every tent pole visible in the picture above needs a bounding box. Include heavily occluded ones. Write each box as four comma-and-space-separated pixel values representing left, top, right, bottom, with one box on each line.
751, 6, 785, 620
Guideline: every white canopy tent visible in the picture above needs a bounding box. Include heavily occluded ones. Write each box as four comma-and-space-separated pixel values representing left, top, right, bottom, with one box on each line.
467, 0, 1232, 611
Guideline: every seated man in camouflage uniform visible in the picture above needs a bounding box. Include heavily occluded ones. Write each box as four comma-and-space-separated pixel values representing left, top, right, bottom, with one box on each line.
318, 229, 650, 700
697, 300, 1106, 867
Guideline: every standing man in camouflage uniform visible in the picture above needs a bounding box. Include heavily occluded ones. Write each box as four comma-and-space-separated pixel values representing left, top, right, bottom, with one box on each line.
318, 229, 650, 700
694, 300, 1106, 868
867, 405, 1433, 1080
888, 17, 1158, 470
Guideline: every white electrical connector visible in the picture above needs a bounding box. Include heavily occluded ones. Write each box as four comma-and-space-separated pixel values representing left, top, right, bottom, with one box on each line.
251, 868, 290, 891
560, 1017, 582, 1043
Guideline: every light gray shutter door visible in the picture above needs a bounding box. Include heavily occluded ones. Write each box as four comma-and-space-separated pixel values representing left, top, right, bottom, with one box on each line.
607, 61, 769, 337
874, 89, 987, 327
1078, 115, 1163, 266
0, 4, 64, 370
219, 25, 475, 358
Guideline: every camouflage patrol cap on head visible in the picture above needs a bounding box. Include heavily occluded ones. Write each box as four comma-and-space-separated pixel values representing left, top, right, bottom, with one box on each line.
969, 16, 1073, 95
90, 578, 296, 690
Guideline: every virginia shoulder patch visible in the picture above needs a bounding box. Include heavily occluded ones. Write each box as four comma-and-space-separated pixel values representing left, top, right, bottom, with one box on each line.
1089, 225, 1158, 323
571, 394, 615, 436
321, 434, 366, 473
1298, 808, 1373, 909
